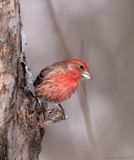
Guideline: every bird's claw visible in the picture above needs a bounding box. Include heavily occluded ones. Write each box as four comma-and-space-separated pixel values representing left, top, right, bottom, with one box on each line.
58, 104, 67, 120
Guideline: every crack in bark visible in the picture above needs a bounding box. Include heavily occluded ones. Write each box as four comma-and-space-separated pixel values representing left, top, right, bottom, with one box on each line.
0, 0, 66, 159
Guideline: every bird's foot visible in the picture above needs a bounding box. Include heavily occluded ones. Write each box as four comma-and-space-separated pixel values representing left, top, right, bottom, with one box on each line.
58, 104, 68, 119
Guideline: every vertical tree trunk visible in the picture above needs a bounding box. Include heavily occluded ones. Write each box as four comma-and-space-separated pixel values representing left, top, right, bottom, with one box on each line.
0, 1, 65, 159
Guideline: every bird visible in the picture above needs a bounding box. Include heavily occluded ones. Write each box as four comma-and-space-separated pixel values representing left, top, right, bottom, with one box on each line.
33, 59, 92, 110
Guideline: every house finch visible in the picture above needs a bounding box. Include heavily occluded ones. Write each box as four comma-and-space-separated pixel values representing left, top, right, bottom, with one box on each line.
33, 59, 92, 109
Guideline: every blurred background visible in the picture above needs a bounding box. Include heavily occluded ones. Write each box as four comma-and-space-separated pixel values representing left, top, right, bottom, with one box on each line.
20, 0, 134, 160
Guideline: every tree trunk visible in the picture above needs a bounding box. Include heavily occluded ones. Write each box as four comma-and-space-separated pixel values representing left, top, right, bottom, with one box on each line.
0, 1, 65, 159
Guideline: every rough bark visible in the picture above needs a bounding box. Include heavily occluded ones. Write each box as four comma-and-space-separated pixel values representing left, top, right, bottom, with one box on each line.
0, 0, 65, 159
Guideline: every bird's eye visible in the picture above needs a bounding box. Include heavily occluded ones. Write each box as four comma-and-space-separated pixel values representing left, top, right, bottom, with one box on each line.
80, 65, 85, 70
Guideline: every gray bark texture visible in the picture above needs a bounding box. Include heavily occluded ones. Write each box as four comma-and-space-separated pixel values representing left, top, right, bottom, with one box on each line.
0, 0, 65, 159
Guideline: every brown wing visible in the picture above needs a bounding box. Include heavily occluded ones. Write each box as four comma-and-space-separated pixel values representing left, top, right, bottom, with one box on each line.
33, 66, 53, 87
33, 62, 66, 87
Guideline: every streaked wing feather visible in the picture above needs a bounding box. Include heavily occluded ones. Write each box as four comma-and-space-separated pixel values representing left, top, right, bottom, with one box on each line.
33, 66, 54, 86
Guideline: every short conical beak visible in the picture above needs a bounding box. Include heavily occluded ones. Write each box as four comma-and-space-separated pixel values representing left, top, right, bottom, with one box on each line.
81, 71, 92, 80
